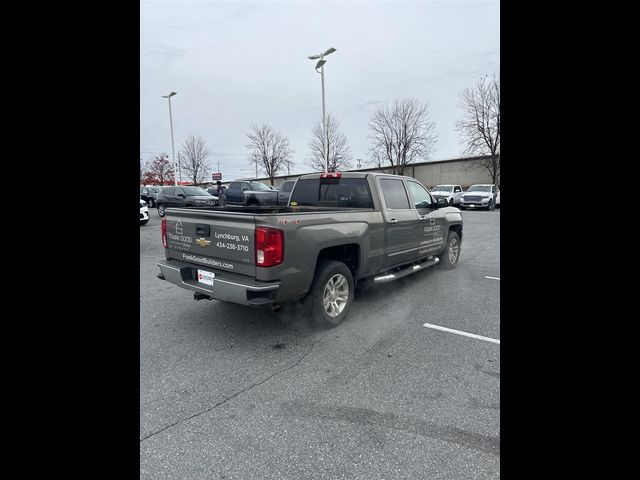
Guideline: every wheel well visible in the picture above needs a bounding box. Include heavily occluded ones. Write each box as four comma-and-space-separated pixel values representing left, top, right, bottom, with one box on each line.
449, 224, 462, 242
315, 244, 360, 280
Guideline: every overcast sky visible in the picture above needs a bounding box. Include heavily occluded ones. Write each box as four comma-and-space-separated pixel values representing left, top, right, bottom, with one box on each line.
140, 0, 500, 181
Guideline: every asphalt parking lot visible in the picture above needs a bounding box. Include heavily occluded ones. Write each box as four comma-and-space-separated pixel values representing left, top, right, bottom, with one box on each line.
140, 206, 500, 479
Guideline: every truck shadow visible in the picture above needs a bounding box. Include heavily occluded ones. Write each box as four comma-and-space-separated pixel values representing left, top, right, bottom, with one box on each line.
177, 267, 437, 343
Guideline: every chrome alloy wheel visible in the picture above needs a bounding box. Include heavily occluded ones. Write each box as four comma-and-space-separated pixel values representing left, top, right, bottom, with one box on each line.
448, 237, 460, 264
323, 274, 349, 317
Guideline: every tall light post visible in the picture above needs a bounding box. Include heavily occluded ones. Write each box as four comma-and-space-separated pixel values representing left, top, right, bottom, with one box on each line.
162, 91, 178, 185
308, 47, 337, 173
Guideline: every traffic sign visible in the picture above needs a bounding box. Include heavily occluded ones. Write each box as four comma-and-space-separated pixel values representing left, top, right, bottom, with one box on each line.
212, 172, 222, 180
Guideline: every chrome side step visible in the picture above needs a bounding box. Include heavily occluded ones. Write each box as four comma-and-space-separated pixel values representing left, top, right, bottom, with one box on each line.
373, 257, 440, 284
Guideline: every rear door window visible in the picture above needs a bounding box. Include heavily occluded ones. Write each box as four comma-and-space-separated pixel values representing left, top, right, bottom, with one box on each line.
380, 179, 411, 210
163, 187, 175, 196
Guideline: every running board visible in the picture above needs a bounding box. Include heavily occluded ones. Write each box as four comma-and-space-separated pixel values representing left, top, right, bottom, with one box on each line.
373, 257, 440, 284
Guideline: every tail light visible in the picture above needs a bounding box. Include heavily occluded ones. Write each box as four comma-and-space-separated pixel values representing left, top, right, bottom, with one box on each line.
320, 172, 342, 179
161, 216, 167, 248
255, 226, 284, 267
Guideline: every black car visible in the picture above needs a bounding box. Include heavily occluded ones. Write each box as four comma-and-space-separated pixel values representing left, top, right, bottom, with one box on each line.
140, 186, 160, 207
155, 186, 218, 217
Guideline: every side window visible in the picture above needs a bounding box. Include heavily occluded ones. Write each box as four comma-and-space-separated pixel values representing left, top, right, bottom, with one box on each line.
380, 179, 411, 210
492, 186, 495, 193
454, 186, 461, 193
282, 181, 294, 193
164, 187, 175, 196
406, 181, 433, 209
175, 188, 185, 197
242, 183, 250, 190
228, 182, 239, 190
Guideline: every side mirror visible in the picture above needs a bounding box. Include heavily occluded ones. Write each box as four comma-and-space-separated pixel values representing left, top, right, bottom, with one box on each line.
242, 187, 248, 191
178, 193, 185, 198
437, 198, 448, 208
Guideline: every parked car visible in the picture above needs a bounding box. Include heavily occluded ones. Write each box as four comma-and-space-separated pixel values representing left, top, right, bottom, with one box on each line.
140, 198, 149, 225
242, 179, 297, 206
430, 184, 463, 206
226, 180, 295, 206
223, 181, 270, 205
207, 185, 227, 196
459, 184, 500, 211
157, 171, 462, 328
155, 186, 218, 217
140, 186, 160, 208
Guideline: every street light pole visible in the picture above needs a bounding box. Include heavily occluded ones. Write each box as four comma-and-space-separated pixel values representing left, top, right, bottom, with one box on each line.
320, 64, 327, 173
162, 91, 178, 185
308, 47, 336, 174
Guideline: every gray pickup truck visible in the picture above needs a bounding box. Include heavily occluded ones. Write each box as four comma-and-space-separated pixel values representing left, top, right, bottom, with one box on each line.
157, 172, 463, 327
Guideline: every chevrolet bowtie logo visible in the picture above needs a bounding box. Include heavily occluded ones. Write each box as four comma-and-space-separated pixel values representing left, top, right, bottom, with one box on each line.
196, 238, 211, 247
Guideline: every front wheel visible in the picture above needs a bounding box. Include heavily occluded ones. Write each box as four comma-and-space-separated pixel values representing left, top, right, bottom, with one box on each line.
488, 200, 495, 211
305, 260, 355, 329
157, 203, 166, 217
438, 230, 461, 270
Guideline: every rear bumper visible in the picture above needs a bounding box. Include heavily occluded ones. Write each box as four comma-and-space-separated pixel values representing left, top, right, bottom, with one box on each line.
157, 258, 280, 306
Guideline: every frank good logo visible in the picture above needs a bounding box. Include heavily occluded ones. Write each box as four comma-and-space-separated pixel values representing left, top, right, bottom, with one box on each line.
175, 220, 183, 235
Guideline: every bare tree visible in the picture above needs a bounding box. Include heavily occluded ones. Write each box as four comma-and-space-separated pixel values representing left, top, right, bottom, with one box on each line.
179, 135, 211, 185
368, 98, 437, 175
246, 124, 293, 185
456, 75, 500, 185
307, 115, 353, 172
144, 153, 174, 185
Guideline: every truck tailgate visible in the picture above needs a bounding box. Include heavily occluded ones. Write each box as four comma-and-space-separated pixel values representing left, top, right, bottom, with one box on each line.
164, 208, 255, 276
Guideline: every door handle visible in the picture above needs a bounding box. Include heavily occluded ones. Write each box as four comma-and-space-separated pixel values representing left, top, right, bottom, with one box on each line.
389, 218, 398, 224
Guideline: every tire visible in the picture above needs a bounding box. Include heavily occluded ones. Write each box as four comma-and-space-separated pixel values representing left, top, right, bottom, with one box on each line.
449, 198, 454, 206
304, 260, 355, 329
140, 219, 149, 225
438, 230, 461, 270
157, 203, 166, 217
487, 200, 495, 211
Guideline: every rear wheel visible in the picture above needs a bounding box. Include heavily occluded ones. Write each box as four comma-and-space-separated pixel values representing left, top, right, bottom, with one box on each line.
438, 230, 461, 270
305, 260, 354, 329
157, 203, 166, 217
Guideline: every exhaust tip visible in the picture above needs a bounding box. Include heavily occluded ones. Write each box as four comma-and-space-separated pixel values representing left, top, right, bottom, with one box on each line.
271, 303, 282, 313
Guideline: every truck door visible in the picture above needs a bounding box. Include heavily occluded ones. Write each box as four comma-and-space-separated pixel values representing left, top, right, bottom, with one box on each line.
406, 180, 446, 257
379, 177, 419, 268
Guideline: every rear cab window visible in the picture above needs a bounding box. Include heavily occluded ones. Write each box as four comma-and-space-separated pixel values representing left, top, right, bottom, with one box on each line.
290, 177, 374, 208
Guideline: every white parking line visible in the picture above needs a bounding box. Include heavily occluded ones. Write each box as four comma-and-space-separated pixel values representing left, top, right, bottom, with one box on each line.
485, 276, 500, 281
423, 322, 500, 344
